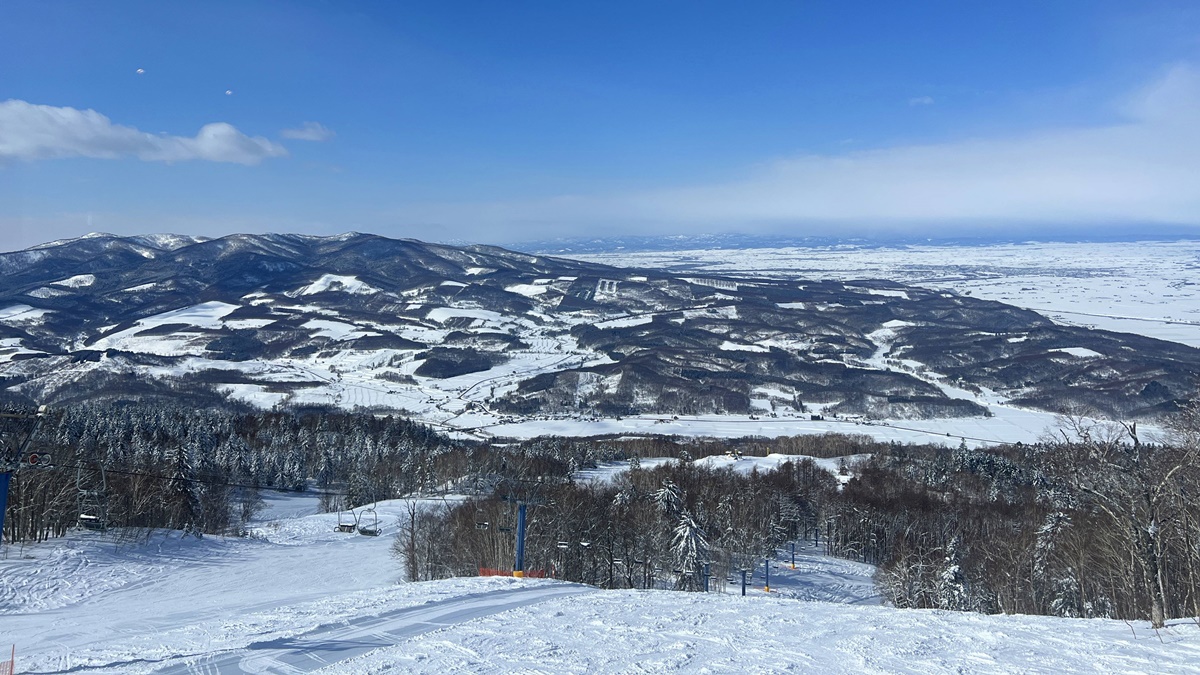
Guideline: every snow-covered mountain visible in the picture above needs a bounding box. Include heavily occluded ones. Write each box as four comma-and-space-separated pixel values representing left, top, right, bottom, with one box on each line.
1, 232, 1196, 439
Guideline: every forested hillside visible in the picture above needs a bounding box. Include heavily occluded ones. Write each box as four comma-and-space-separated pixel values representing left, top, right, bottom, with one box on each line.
6, 400, 1199, 628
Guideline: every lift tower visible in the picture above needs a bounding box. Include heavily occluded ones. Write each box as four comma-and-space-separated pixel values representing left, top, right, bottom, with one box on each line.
0, 406, 51, 540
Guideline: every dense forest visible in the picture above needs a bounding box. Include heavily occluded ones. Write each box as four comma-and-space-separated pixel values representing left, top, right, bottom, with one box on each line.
398, 407, 1200, 629
1, 401, 453, 543
3, 399, 1198, 629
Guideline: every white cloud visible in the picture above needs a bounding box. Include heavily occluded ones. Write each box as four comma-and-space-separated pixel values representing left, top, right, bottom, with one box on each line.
405, 64, 1200, 238
281, 122, 335, 142
908, 95, 935, 106
633, 65, 1200, 227
0, 100, 287, 165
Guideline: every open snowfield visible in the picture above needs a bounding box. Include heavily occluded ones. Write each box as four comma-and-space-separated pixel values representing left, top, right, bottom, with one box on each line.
466, 406, 1152, 449
572, 240, 1200, 348
4, 492, 1200, 673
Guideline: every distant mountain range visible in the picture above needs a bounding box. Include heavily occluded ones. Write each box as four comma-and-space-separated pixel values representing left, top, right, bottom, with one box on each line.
0, 232, 1195, 427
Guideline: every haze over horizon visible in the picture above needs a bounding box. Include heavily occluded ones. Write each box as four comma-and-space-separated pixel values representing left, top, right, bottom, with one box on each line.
3, 1, 1200, 252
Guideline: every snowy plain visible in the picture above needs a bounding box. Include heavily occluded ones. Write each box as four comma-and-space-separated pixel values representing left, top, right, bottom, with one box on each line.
3, 489, 1199, 673
572, 240, 1200, 348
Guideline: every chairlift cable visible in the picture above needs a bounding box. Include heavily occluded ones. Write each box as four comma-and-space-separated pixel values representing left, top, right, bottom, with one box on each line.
16, 460, 356, 499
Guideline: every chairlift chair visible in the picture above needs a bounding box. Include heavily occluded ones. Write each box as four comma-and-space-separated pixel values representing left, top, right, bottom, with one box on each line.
78, 511, 106, 531
336, 509, 358, 533
76, 455, 109, 532
357, 505, 381, 536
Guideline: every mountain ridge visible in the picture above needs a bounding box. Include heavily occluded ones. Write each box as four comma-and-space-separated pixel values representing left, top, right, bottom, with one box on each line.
1, 232, 1195, 431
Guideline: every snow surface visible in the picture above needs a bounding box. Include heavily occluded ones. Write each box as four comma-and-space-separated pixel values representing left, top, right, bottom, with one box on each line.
468, 408, 1094, 448
27, 286, 73, 299
1051, 347, 1104, 358
719, 340, 770, 352
4, 492, 1199, 673
296, 274, 381, 296
0, 304, 51, 324
52, 273, 96, 288
505, 283, 549, 297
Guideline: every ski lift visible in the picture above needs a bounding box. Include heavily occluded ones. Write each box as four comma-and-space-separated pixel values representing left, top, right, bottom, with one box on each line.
475, 506, 490, 530
336, 509, 358, 533
556, 541, 570, 549
358, 505, 380, 536
76, 451, 109, 531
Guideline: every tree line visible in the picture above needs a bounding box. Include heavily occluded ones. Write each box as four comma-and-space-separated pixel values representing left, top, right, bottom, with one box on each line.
6, 396, 1199, 629
398, 406, 1200, 629
2, 401, 455, 544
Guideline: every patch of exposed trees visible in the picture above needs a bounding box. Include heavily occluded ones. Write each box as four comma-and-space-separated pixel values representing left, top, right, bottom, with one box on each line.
394, 457, 837, 592
847, 407, 1200, 629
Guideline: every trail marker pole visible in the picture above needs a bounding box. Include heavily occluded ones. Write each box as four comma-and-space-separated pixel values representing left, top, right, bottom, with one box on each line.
790, 541, 796, 570
764, 557, 770, 592
740, 569, 747, 596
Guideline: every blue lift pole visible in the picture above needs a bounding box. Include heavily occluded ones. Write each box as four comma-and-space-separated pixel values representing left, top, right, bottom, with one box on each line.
0, 408, 46, 541
513, 503, 528, 578
0, 472, 10, 540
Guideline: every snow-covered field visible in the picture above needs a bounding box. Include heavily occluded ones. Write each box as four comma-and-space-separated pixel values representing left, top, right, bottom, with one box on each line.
4, 492, 1200, 673
572, 240, 1200, 348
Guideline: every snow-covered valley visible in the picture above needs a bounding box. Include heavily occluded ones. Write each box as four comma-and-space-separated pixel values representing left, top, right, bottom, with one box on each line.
4, 235, 1196, 449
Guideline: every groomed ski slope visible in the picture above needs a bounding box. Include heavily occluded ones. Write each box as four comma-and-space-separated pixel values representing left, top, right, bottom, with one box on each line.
3, 494, 1199, 673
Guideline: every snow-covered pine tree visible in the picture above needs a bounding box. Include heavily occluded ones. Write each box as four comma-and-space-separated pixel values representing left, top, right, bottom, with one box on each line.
168, 442, 203, 537
671, 509, 710, 591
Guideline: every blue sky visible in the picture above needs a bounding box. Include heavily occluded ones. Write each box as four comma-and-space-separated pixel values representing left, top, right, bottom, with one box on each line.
2, 1, 1200, 250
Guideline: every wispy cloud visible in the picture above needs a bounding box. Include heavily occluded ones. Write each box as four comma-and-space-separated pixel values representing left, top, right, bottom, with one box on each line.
281, 121, 335, 142
404, 65, 1200, 239
908, 95, 935, 106
0, 100, 287, 165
